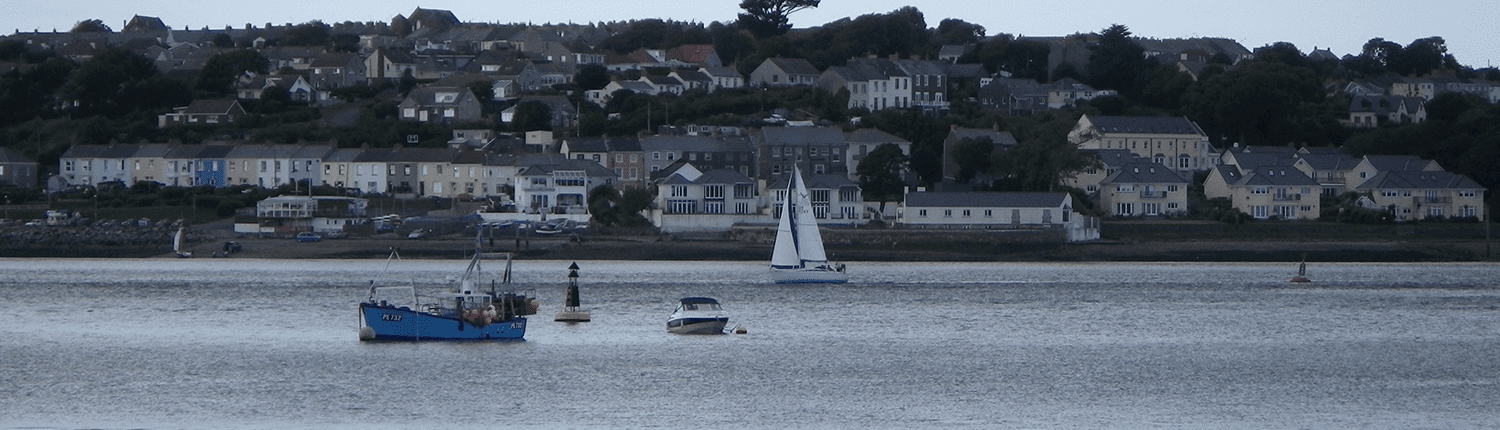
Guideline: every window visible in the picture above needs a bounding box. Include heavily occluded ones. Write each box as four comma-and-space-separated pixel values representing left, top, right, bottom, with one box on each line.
1253, 206, 1269, 218
918, 209, 927, 217
984, 210, 993, 217
944, 209, 953, 217
1167, 185, 1179, 192
962, 210, 971, 217
1252, 187, 1269, 195
670, 185, 688, 197
1116, 202, 1134, 215
705, 185, 724, 199
652, 152, 661, 160
1118, 185, 1135, 192
1460, 190, 1476, 198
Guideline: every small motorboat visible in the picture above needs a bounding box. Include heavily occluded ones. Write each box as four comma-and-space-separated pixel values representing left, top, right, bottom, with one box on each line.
667, 297, 729, 335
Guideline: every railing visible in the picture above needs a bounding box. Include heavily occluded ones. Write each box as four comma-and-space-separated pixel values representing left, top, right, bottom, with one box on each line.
1273, 194, 1301, 201
1139, 191, 1167, 199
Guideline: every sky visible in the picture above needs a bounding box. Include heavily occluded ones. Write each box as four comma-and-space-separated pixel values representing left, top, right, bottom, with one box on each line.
5, 0, 1496, 69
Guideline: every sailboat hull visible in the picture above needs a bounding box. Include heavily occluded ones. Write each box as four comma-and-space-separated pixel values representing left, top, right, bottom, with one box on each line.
771, 267, 848, 284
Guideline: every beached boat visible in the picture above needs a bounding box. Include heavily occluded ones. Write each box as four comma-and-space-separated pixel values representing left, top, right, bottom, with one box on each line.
770, 166, 847, 284
173, 226, 192, 258
666, 297, 729, 334
358, 251, 537, 341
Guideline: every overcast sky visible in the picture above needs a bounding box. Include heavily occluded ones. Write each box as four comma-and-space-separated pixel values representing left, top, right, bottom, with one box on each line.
7, 0, 1496, 68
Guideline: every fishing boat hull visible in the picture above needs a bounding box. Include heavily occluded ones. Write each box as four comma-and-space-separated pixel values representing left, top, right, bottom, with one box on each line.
771, 267, 848, 284
358, 303, 527, 341
666, 316, 729, 334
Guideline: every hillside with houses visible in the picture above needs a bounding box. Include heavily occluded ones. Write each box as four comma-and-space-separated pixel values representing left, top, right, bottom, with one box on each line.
0, 7, 1496, 250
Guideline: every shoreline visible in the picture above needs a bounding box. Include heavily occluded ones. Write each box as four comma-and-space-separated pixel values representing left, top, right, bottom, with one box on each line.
2, 234, 1492, 262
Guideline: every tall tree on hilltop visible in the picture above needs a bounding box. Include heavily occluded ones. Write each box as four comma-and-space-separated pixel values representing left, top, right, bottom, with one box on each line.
738, 0, 820, 38
1085, 24, 1153, 98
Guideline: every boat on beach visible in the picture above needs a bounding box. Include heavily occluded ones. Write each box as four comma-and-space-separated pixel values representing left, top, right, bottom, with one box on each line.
173, 226, 192, 258
358, 250, 537, 341
770, 166, 847, 284
666, 297, 729, 334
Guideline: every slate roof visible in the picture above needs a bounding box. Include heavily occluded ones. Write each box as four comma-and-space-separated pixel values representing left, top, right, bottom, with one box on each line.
1364, 155, 1439, 172
904, 192, 1069, 208
1238, 167, 1318, 187
0, 147, 36, 163
757, 126, 847, 145
1355, 171, 1484, 191
1086, 115, 1205, 135
1295, 153, 1360, 171
764, 57, 820, 75
1101, 162, 1188, 184
1080, 149, 1139, 168
949, 127, 1018, 148
694, 168, 754, 185
846, 128, 910, 145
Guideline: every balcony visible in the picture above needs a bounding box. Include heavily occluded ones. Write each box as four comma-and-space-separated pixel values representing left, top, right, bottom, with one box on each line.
1273, 194, 1301, 201
1139, 191, 1168, 199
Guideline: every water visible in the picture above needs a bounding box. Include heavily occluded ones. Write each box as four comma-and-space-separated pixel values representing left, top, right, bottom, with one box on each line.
3, 259, 1498, 429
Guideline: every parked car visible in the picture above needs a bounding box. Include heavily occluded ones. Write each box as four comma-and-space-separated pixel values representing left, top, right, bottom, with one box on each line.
222, 241, 242, 252
407, 229, 429, 239
296, 232, 322, 242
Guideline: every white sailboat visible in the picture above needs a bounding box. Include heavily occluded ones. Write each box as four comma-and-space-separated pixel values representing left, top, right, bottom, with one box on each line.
173, 226, 192, 258
770, 166, 847, 284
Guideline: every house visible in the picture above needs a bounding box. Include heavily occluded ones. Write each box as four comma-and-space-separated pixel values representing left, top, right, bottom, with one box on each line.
1065, 148, 1141, 194
750, 57, 821, 87
364, 48, 418, 81
250, 196, 369, 235
0, 147, 39, 188
753, 126, 851, 182
640, 135, 757, 181
501, 95, 578, 129
1210, 166, 1323, 220
59, 144, 138, 187
898, 191, 1099, 242
941, 125, 1017, 182
651, 167, 762, 233
1348, 95, 1426, 128
1045, 78, 1104, 109
1096, 161, 1191, 217
561, 136, 647, 190
768, 172, 865, 222
1291, 151, 1362, 196
668, 70, 713, 92
640, 75, 686, 95
307, 52, 367, 89
978, 78, 1048, 115
844, 128, 913, 179
234, 73, 313, 102
1355, 170, 1486, 221
896, 59, 949, 115
398, 87, 483, 124
664, 44, 723, 68
1347, 155, 1443, 192
1067, 114, 1216, 174
701, 67, 745, 91
512, 155, 618, 215
158, 99, 246, 128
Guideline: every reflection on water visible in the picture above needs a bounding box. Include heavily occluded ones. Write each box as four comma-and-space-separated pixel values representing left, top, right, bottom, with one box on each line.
2, 259, 1498, 429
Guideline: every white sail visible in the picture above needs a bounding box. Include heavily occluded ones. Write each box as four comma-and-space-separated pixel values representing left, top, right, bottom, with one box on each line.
789, 167, 828, 264
173, 226, 190, 257
770, 183, 801, 268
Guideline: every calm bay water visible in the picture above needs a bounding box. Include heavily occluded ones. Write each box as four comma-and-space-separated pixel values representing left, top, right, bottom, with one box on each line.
2, 259, 1498, 429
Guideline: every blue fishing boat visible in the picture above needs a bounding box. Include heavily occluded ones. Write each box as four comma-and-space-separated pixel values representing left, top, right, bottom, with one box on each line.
358, 251, 537, 341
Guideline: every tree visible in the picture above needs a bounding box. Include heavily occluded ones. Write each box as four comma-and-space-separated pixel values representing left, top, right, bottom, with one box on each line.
950, 137, 994, 184
65, 48, 161, 116
935, 19, 985, 45
196, 49, 271, 94
1085, 24, 1152, 98
1183, 61, 1324, 146
575, 64, 610, 91
212, 33, 235, 48
993, 134, 1099, 192
738, 0, 820, 38
855, 143, 908, 214
509, 101, 553, 132
280, 21, 331, 46
70, 19, 111, 33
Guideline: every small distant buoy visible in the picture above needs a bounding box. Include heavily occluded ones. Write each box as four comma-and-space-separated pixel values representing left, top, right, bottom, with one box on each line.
734, 326, 747, 334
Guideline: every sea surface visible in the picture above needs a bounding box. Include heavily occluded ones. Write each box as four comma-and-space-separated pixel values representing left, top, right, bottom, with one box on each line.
2, 259, 1498, 429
